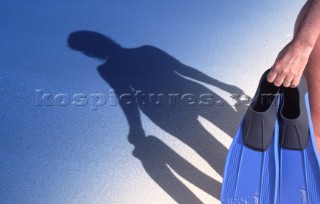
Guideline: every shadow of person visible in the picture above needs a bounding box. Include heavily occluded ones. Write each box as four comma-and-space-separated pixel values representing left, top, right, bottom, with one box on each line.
67, 30, 246, 202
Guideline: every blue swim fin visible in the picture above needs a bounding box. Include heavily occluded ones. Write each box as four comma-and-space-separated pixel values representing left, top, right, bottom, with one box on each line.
221, 69, 280, 203
277, 91, 320, 204
221, 120, 279, 203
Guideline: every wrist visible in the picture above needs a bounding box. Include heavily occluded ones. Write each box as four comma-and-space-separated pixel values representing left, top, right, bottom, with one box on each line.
291, 38, 314, 54
129, 126, 144, 132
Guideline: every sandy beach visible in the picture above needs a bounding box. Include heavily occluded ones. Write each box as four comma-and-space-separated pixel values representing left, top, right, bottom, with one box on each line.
0, 1, 304, 203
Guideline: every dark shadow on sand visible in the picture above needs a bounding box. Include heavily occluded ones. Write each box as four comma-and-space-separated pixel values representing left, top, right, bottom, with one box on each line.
67, 31, 247, 203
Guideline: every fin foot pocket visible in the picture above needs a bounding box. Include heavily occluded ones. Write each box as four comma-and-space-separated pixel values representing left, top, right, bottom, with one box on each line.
242, 69, 280, 151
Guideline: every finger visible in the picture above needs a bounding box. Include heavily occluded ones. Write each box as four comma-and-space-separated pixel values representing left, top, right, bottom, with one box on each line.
283, 81, 292, 87
267, 69, 277, 83
283, 75, 294, 87
290, 76, 301, 88
273, 74, 286, 87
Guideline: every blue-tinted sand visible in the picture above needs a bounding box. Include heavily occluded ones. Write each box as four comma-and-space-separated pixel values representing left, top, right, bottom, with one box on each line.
0, 0, 303, 203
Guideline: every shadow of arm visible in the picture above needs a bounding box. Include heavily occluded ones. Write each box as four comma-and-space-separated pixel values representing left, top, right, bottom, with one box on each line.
175, 64, 244, 95
98, 67, 145, 143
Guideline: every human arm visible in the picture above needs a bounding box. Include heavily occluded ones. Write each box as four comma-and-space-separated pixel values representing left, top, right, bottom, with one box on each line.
267, 0, 320, 87
175, 64, 244, 95
98, 67, 145, 144
117, 90, 146, 144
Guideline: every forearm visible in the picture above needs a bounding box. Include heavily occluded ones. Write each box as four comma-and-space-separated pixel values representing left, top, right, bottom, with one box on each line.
179, 65, 243, 94
119, 100, 143, 128
294, 0, 320, 49
117, 96, 145, 144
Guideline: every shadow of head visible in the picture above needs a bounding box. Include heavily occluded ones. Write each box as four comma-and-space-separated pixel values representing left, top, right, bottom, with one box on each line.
67, 30, 121, 59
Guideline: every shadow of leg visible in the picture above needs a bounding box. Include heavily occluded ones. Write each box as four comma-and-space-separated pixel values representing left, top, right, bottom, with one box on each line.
132, 135, 221, 203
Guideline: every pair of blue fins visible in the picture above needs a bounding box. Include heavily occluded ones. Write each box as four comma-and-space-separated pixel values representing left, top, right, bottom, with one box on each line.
221, 69, 320, 203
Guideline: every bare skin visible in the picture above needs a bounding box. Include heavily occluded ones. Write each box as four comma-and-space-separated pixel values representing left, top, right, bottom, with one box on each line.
267, 0, 320, 154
